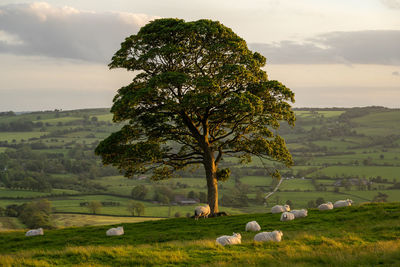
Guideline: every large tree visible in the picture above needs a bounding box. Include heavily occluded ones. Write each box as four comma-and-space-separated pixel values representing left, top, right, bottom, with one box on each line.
95, 18, 295, 214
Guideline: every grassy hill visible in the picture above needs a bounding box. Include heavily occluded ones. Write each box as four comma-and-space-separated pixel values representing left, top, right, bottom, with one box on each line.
1, 202, 400, 266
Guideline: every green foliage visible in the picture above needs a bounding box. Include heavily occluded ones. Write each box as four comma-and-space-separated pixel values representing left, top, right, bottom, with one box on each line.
130, 185, 148, 200
95, 18, 295, 213
216, 168, 231, 182
127, 200, 145, 216
87, 201, 102, 214
18, 199, 53, 229
153, 186, 174, 204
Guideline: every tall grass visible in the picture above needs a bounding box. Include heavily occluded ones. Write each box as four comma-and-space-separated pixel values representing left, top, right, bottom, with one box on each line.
1, 237, 400, 266
1, 203, 400, 265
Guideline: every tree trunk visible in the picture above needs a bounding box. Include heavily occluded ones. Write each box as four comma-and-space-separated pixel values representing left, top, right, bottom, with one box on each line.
203, 149, 219, 215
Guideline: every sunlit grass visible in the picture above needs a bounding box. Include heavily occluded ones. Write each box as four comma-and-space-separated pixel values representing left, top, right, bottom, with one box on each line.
1, 237, 400, 266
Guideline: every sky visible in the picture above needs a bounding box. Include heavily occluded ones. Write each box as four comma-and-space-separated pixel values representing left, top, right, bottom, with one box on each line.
0, 0, 399, 111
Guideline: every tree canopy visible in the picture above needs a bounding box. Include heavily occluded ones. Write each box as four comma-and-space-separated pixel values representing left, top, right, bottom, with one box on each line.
95, 18, 295, 214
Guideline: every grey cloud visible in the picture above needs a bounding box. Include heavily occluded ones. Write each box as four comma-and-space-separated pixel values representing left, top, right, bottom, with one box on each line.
380, 0, 400, 9
0, 2, 158, 62
250, 30, 400, 65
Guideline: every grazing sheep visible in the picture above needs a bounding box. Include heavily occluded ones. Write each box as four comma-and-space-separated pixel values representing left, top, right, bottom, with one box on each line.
216, 233, 242, 246
245, 221, 261, 232
318, 202, 333, 210
290, 209, 308, 218
194, 204, 210, 220
106, 226, 124, 236
333, 199, 353, 208
280, 211, 295, 221
271, 204, 290, 214
25, 228, 44, 237
254, 230, 283, 242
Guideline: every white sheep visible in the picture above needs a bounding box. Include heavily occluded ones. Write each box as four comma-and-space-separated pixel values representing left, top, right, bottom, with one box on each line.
280, 211, 295, 221
333, 199, 353, 208
216, 233, 242, 246
254, 230, 283, 242
25, 228, 44, 237
245, 221, 261, 232
194, 204, 210, 220
290, 209, 308, 218
271, 204, 290, 214
318, 202, 333, 210
106, 226, 124, 236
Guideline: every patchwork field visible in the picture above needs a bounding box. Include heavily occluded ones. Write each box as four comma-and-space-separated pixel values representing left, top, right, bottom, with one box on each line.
1, 107, 400, 230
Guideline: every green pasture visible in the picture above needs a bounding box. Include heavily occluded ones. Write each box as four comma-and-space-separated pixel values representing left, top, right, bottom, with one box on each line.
354, 126, 400, 136
294, 110, 345, 118
352, 110, 400, 126
240, 176, 272, 187
95, 114, 113, 122
311, 140, 354, 150
34, 116, 81, 124
52, 213, 163, 228
96, 175, 147, 188
279, 178, 314, 191
0, 188, 79, 199
268, 191, 371, 208
316, 110, 346, 118
49, 194, 240, 217
343, 190, 400, 203
0, 132, 48, 142
309, 151, 400, 165
1, 203, 400, 266
309, 166, 400, 181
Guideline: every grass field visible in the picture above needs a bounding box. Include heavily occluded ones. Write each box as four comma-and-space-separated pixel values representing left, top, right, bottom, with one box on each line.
310, 166, 400, 181
1, 203, 400, 266
52, 213, 164, 228
0, 131, 48, 142
0, 188, 80, 198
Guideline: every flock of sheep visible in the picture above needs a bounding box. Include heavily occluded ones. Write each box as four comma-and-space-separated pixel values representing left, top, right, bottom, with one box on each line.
215, 198, 353, 246
24, 199, 354, 242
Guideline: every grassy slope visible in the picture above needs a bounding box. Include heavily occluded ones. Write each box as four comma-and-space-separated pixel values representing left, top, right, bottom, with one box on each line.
1, 203, 400, 266
52, 213, 164, 228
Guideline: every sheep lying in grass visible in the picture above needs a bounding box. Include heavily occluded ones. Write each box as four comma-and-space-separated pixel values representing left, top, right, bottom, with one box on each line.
280, 211, 295, 221
194, 204, 210, 220
333, 199, 353, 208
245, 221, 261, 232
318, 202, 333, 210
216, 233, 242, 246
106, 226, 124, 236
290, 209, 308, 218
271, 204, 290, 214
25, 228, 44, 237
254, 230, 283, 242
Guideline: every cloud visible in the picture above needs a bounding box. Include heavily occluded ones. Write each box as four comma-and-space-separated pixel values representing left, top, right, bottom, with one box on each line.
1, 2, 399, 66
0, 2, 158, 62
393, 71, 400, 76
250, 30, 400, 65
380, 0, 400, 9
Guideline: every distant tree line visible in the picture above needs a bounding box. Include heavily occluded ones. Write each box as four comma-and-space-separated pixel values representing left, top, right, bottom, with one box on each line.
0, 145, 118, 192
